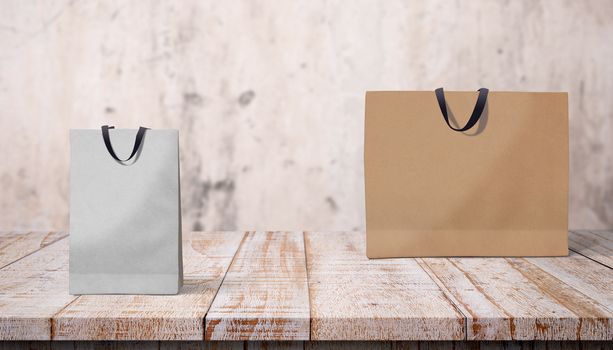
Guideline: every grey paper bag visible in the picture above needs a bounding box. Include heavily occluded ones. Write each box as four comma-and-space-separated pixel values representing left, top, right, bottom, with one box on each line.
69, 126, 183, 294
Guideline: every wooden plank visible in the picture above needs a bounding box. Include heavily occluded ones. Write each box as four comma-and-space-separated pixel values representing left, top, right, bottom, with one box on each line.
0, 238, 76, 340
52, 232, 244, 341
524, 252, 613, 311
588, 230, 613, 243
419, 255, 613, 341
205, 231, 310, 341
305, 231, 465, 341
0, 231, 67, 268
569, 230, 613, 268
505, 257, 612, 339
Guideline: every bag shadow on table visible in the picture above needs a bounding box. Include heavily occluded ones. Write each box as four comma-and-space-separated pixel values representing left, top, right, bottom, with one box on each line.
69, 126, 183, 294
364, 88, 569, 258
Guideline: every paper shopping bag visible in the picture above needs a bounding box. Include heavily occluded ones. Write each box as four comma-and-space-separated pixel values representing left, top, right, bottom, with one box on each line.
69, 126, 183, 294
364, 89, 568, 257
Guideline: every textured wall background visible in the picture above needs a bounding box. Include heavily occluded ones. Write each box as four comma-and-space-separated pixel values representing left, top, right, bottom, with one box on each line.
1, 0, 612, 231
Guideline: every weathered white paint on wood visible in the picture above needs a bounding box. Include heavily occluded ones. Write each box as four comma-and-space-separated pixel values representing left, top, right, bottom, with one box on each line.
506, 257, 612, 339
0, 238, 76, 340
524, 253, 613, 311
52, 232, 244, 341
0, 231, 67, 268
205, 232, 310, 341
419, 255, 613, 341
1, 231, 613, 342
569, 230, 613, 268
305, 231, 465, 341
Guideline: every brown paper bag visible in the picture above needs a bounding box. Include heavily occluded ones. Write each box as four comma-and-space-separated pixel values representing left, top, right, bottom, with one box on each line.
364, 89, 568, 258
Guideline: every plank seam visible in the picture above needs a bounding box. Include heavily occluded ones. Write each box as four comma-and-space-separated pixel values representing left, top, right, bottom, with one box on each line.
36, 234, 79, 341
587, 230, 613, 243
569, 247, 613, 270
0, 230, 18, 251
49, 293, 81, 340
447, 258, 518, 340
505, 257, 613, 337
41, 231, 68, 246
416, 258, 470, 341
0, 235, 68, 271
569, 230, 613, 270
302, 231, 312, 342
202, 231, 249, 340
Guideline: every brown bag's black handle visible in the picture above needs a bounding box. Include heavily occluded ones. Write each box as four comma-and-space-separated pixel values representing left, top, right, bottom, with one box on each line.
101, 125, 148, 162
435, 88, 489, 132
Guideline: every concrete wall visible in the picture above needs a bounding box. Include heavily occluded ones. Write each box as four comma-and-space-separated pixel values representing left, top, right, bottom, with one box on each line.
1, 0, 612, 231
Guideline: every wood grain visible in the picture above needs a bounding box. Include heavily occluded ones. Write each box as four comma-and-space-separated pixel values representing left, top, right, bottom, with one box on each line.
1, 231, 612, 342
419, 254, 613, 341
0, 231, 67, 269
305, 231, 465, 341
569, 230, 613, 268
524, 252, 612, 311
205, 232, 310, 341
0, 238, 76, 340
52, 232, 244, 341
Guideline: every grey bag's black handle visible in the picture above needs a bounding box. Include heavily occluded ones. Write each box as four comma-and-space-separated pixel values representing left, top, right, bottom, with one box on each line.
101, 125, 148, 162
435, 88, 489, 132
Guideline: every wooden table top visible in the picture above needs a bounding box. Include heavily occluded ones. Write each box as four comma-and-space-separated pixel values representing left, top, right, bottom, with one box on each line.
0, 230, 611, 342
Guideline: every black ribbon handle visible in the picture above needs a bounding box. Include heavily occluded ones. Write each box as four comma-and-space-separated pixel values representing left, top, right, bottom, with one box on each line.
435, 87, 489, 132
101, 125, 148, 163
